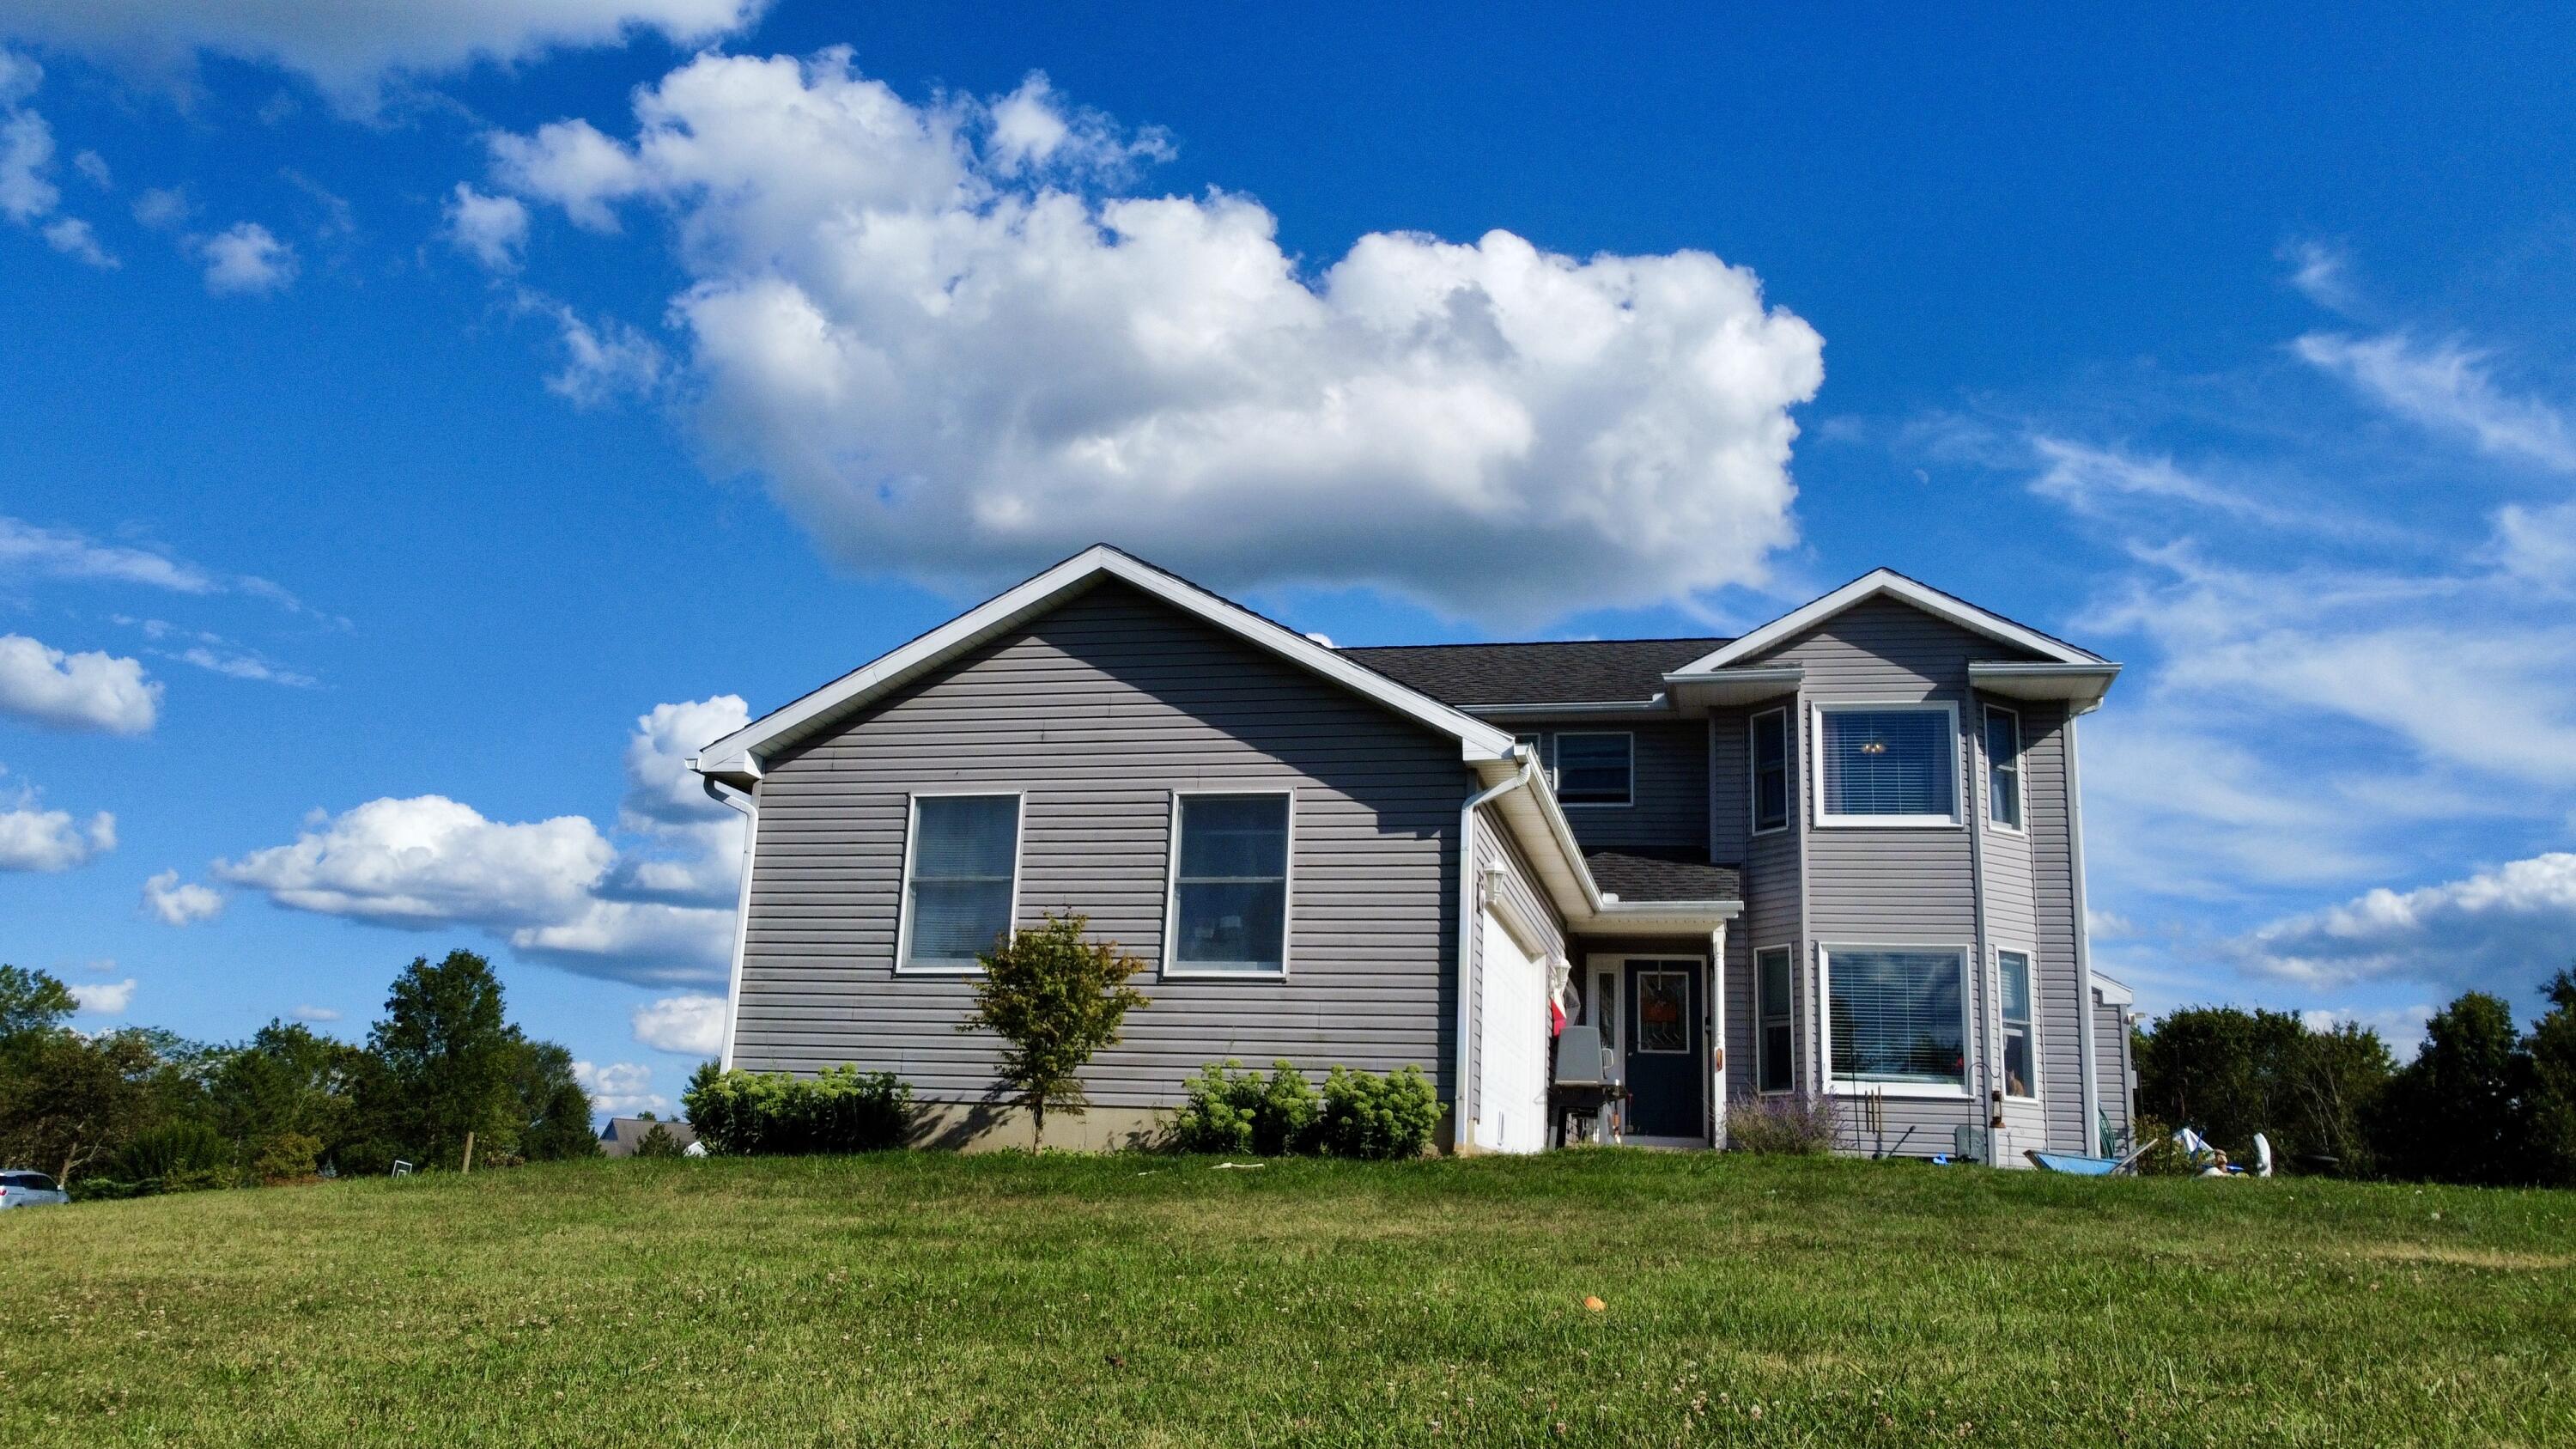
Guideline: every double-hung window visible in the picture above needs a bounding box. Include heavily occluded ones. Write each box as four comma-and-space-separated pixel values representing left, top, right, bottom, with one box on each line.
1755, 945, 1795, 1093
1168, 792, 1292, 975
899, 794, 1022, 971
1552, 733, 1633, 807
1814, 704, 1959, 825
1822, 947, 1968, 1092
1984, 705, 2023, 831
1750, 707, 1789, 834
1997, 950, 2036, 1099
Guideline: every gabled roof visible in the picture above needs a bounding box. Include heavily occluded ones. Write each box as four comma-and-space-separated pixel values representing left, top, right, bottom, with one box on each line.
1341, 637, 1728, 709
1670, 568, 2109, 675
690, 545, 1520, 782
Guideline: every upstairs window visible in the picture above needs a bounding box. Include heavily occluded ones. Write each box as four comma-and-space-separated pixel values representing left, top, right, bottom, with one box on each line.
1823, 947, 1968, 1091
1998, 950, 2036, 1099
900, 794, 1022, 971
1553, 732, 1633, 807
1815, 704, 1958, 825
1756, 945, 1795, 1093
1985, 705, 2023, 831
1750, 707, 1789, 834
1168, 792, 1292, 975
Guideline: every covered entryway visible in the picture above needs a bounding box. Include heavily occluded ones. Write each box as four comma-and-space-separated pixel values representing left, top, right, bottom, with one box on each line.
1607, 957, 1708, 1146
1473, 910, 1551, 1154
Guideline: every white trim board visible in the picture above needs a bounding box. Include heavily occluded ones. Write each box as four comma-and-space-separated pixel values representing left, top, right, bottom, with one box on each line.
690, 545, 1517, 782
1671, 569, 2111, 675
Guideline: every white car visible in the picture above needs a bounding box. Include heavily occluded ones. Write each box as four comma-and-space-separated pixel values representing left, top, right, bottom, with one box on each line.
0, 1170, 68, 1209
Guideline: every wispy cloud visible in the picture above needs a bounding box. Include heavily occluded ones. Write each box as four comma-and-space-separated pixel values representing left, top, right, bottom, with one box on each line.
2294, 331, 2576, 472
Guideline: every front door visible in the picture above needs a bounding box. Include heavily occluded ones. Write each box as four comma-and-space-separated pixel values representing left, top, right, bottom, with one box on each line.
1624, 960, 1704, 1141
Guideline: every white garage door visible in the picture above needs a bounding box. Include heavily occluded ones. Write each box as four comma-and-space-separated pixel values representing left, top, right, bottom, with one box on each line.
1474, 910, 1549, 1154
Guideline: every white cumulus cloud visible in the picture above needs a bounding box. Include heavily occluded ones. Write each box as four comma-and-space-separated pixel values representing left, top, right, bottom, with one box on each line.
486, 52, 1825, 624
69, 976, 134, 1015
574, 1059, 665, 1115
0, 785, 113, 873
0, 1, 767, 108
142, 868, 223, 924
632, 992, 725, 1056
2237, 852, 2576, 993
214, 697, 746, 985
443, 182, 527, 271
198, 222, 297, 295
0, 634, 158, 734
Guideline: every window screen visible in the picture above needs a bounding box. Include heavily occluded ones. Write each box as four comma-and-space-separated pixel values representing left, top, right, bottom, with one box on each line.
1985, 708, 2023, 830
1554, 733, 1632, 806
1751, 709, 1789, 832
1756, 945, 1795, 1093
1820, 709, 1955, 819
1826, 949, 1965, 1087
902, 795, 1020, 969
1999, 950, 2035, 1098
1171, 794, 1291, 972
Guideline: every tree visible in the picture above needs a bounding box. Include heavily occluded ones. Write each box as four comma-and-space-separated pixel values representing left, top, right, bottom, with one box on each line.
507, 1033, 599, 1160
0, 964, 76, 1044
2375, 991, 2528, 1185
2522, 969, 2576, 1187
209, 1021, 361, 1163
2135, 1005, 2393, 1172
0, 1029, 160, 1184
957, 914, 1147, 1146
363, 951, 519, 1169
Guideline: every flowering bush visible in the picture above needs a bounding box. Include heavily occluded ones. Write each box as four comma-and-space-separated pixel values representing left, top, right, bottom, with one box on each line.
1724, 1093, 1838, 1155
681, 1063, 913, 1154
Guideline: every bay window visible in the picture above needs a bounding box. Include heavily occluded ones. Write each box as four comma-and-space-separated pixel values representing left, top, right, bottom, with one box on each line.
1814, 703, 1959, 826
1756, 945, 1795, 1093
1751, 707, 1789, 834
1998, 950, 2035, 1099
1985, 705, 2023, 831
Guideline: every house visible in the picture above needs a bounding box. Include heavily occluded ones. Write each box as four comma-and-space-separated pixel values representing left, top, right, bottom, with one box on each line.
690, 545, 2129, 1160
598, 1116, 701, 1157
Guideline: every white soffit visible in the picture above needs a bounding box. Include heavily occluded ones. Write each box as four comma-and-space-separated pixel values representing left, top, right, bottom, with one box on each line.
690, 545, 1520, 782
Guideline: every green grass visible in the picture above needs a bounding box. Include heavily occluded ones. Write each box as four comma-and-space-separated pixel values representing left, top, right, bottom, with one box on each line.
4, 1152, 2573, 1446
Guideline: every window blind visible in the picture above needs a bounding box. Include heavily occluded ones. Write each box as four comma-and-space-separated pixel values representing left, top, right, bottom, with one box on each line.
1820, 709, 1954, 819
1826, 949, 1965, 1087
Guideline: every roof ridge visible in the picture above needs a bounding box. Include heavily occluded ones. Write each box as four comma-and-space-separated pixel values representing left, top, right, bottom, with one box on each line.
1342, 635, 1732, 650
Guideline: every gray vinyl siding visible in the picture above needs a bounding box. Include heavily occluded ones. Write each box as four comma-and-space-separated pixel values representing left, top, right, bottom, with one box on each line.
1486, 717, 1709, 856
1710, 710, 1779, 1102
2017, 699, 2088, 1151
2094, 992, 2136, 1151
733, 579, 1467, 1110
1465, 803, 1569, 1124
1746, 596, 2050, 1157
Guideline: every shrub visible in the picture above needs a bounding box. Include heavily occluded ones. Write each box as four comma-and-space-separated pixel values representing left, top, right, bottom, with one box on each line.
251, 1132, 322, 1184
1314, 1065, 1440, 1160
958, 914, 1150, 1146
2129, 1116, 2194, 1177
682, 1062, 913, 1155
1725, 1093, 1838, 1155
112, 1121, 238, 1193
1170, 1061, 1319, 1154
631, 1122, 686, 1160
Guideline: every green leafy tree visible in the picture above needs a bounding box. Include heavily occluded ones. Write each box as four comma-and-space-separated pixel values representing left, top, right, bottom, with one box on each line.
2134, 1005, 2393, 1171
0, 1028, 160, 1183
362, 950, 520, 1169
2521, 969, 2576, 1187
0, 964, 76, 1044
2374, 991, 2529, 1185
957, 914, 1148, 1146
507, 1033, 599, 1160
209, 1020, 362, 1162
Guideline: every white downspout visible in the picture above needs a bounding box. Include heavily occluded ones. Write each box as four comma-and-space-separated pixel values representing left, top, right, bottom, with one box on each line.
705, 776, 760, 1073
1709, 921, 1728, 1149
1455, 752, 1539, 1152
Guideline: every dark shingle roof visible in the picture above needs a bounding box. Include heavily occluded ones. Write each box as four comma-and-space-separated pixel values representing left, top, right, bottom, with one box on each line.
1583, 849, 1743, 904
1340, 637, 1729, 708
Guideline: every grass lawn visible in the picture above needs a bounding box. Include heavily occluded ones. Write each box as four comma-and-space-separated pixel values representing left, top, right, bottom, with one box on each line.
4, 1151, 2573, 1446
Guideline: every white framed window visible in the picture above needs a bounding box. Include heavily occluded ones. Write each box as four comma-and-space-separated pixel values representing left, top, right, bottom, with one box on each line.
1984, 704, 2023, 832
896, 792, 1023, 974
1755, 945, 1795, 1093
1812, 702, 1961, 827
1164, 789, 1294, 977
1998, 949, 2037, 1099
1820, 945, 1971, 1095
1552, 732, 1633, 807
1750, 707, 1790, 835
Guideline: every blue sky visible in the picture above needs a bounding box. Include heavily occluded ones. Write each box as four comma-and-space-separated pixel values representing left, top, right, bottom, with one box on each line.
4, 3, 2573, 1112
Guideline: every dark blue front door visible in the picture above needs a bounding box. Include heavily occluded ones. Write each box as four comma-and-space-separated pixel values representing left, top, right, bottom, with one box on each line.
1625, 960, 1704, 1140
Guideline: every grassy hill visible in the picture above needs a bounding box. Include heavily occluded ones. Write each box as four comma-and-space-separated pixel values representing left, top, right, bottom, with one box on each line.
3, 1151, 2571, 1446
